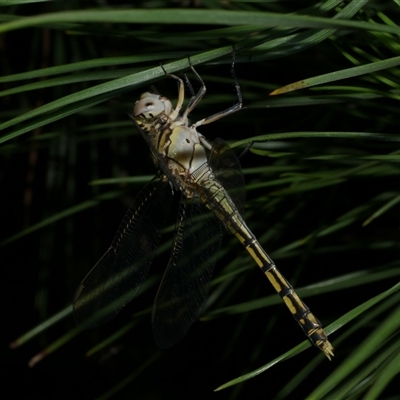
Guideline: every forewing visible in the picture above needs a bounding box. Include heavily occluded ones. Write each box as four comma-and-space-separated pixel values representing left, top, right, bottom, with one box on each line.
152, 198, 222, 348
208, 137, 246, 214
73, 177, 171, 329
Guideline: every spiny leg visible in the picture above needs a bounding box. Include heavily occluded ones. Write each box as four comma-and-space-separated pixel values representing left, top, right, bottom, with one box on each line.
193, 49, 243, 129
182, 57, 207, 118
239, 140, 254, 159
159, 64, 186, 120
184, 71, 196, 99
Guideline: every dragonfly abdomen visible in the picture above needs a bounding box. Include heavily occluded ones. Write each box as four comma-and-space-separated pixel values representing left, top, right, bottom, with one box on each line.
235, 224, 334, 359
195, 170, 334, 359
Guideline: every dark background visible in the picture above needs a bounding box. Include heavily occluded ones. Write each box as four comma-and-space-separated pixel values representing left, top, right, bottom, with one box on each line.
1, 1, 400, 399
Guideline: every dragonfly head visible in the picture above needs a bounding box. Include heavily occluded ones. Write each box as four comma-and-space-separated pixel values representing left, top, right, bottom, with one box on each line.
133, 92, 173, 131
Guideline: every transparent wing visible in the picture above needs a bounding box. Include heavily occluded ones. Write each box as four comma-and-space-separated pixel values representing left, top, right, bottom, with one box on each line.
152, 197, 222, 348
208, 137, 245, 214
73, 177, 171, 329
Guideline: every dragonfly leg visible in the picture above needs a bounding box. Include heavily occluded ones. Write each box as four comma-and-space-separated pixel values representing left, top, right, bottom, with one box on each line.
192, 51, 243, 129
184, 73, 196, 101
182, 58, 207, 118
160, 64, 186, 121
239, 140, 254, 159
198, 135, 213, 151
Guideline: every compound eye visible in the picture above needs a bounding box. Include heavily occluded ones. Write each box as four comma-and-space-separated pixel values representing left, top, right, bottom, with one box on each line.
133, 93, 165, 119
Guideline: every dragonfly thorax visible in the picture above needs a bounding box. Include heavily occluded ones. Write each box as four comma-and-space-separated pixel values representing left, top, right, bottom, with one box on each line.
167, 125, 209, 179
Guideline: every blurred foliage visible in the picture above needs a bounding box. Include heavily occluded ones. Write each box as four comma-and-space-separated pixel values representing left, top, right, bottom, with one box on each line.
1, 1, 400, 399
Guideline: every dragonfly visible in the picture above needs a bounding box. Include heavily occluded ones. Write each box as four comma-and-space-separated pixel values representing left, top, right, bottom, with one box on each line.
73, 56, 334, 359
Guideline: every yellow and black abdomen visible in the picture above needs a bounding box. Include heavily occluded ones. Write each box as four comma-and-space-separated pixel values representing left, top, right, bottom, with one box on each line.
199, 178, 334, 359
